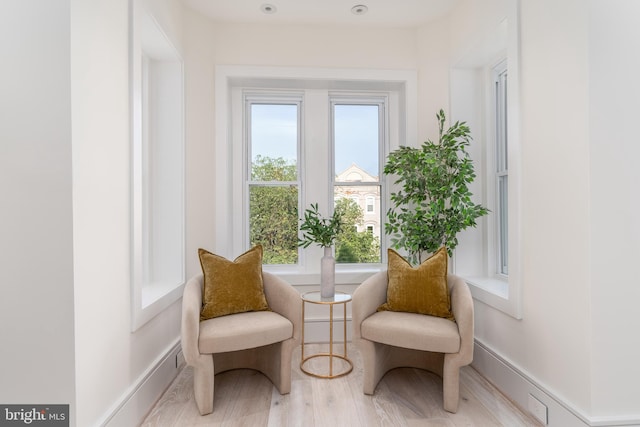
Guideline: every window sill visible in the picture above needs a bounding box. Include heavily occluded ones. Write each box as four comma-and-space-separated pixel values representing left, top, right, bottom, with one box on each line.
264, 264, 383, 285
131, 280, 184, 331
462, 275, 522, 319
465, 276, 509, 299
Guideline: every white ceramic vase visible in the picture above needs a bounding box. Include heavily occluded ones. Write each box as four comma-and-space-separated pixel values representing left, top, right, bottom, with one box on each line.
320, 246, 336, 298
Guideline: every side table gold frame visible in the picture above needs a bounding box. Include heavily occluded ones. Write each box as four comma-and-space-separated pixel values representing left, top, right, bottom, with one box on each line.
300, 291, 353, 379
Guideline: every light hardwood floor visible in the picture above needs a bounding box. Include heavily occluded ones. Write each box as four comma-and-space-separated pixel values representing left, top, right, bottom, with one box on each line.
141, 343, 541, 426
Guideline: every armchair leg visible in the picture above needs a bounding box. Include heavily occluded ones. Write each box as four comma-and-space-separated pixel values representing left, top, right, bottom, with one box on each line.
193, 356, 215, 415
276, 340, 294, 394
442, 358, 461, 413
360, 340, 391, 395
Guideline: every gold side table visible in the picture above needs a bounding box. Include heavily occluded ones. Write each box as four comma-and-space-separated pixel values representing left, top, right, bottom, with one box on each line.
300, 291, 353, 379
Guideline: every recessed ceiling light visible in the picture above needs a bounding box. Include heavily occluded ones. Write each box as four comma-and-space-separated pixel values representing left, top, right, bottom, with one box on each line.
351, 4, 368, 15
261, 3, 277, 14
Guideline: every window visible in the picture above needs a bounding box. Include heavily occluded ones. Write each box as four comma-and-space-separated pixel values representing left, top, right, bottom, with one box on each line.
243, 93, 386, 267
366, 196, 375, 213
130, 9, 185, 330
494, 61, 508, 276
246, 99, 300, 264
217, 66, 416, 282
332, 101, 383, 263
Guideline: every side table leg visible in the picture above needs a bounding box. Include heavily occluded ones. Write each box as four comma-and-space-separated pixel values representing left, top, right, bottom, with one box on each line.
301, 299, 305, 362
329, 303, 333, 377
344, 301, 348, 358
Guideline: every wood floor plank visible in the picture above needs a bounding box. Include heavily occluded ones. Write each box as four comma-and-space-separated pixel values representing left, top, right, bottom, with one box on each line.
458, 367, 539, 427
384, 368, 448, 421
369, 379, 413, 427
141, 344, 541, 427
221, 370, 272, 426
447, 382, 506, 427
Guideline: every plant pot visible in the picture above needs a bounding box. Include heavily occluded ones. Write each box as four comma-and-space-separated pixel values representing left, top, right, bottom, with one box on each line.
320, 246, 335, 298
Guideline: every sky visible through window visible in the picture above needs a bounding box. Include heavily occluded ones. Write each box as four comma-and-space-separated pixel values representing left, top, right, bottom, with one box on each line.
251, 103, 379, 177
251, 104, 297, 172
334, 104, 379, 177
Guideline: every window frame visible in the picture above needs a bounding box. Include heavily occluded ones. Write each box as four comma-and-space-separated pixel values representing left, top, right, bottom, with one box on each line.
493, 60, 509, 277
244, 94, 303, 265
331, 96, 386, 265
216, 65, 417, 285
242, 92, 388, 270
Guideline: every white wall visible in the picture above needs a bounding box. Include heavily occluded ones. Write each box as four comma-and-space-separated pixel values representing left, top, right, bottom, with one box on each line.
588, 0, 640, 419
415, 17, 452, 143
183, 7, 217, 277
0, 1, 76, 423
208, 22, 418, 70
516, 0, 592, 414
71, 0, 183, 425
447, 0, 640, 423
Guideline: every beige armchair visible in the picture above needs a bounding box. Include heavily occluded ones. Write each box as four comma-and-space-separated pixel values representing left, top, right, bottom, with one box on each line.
181, 272, 301, 415
352, 271, 474, 413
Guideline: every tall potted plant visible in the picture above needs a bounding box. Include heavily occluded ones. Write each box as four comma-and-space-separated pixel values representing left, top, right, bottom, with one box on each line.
298, 203, 343, 297
384, 109, 488, 264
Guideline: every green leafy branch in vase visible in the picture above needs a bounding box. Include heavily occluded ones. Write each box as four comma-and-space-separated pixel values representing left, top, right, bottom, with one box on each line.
298, 203, 343, 248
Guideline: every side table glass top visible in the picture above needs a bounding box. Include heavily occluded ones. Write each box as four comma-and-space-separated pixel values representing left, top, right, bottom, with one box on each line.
301, 291, 352, 304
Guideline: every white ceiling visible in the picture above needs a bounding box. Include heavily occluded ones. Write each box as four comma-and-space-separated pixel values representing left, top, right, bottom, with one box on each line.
182, 0, 460, 28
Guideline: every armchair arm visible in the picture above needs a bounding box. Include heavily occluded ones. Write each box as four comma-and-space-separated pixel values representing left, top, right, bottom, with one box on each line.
181, 274, 204, 366
262, 272, 302, 342
352, 271, 388, 341
448, 274, 474, 364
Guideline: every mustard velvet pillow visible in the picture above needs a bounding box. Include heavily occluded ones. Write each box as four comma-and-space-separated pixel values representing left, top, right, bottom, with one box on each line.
378, 247, 454, 321
198, 245, 269, 320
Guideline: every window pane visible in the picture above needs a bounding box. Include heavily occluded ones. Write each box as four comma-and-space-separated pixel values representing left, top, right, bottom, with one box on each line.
498, 175, 508, 275
333, 103, 382, 264
494, 62, 508, 276
496, 70, 508, 172
334, 104, 379, 179
250, 104, 298, 181
334, 187, 381, 263
249, 102, 299, 265
249, 185, 298, 264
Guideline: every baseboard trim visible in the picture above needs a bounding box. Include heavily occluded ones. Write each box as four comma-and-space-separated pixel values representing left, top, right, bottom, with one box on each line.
472, 339, 640, 427
97, 339, 182, 427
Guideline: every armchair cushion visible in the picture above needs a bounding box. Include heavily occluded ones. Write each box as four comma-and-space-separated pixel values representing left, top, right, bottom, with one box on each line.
199, 310, 293, 353
378, 248, 454, 320
361, 310, 460, 353
199, 246, 269, 320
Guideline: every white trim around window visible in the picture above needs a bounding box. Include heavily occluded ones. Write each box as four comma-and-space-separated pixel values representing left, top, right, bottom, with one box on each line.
130, 6, 185, 331
214, 65, 417, 284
